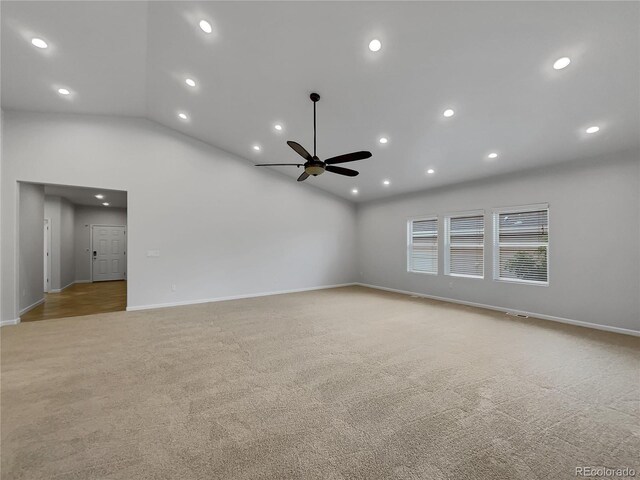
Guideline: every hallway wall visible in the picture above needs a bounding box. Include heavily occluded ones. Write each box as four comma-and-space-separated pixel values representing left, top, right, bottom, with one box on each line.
18, 183, 45, 313
44, 196, 76, 291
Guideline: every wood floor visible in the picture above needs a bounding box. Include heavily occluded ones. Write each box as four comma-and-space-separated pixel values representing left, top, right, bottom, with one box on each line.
21, 281, 127, 322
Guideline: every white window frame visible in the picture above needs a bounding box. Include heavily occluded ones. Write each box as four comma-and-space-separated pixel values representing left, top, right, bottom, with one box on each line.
407, 216, 438, 275
444, 210, 485, 279
492, 203, 549, 286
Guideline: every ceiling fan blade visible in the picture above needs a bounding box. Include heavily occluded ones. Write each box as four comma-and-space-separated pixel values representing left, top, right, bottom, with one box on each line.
297, 172, 309, 182
325, 165, 359, 177
324, 151, 372, 165
255, 163, 301, 167
287, 141, 312, 161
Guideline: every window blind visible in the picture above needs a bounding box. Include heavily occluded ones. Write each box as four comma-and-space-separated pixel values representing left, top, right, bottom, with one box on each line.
495, 208, 548, 284
445, 214, 484, 278
408, 218, 438, 274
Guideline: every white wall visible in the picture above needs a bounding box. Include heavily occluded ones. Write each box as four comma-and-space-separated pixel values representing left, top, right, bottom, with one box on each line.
18, 183, 45, 313
74, 206, 127, 282
5, 111, 636, 335
1, 110, 4, 321
43, 196, 60, 290
1, 111, 357, 320
44, 195, 76, 291
356, 151, 640, 333
59, 198, 75, 289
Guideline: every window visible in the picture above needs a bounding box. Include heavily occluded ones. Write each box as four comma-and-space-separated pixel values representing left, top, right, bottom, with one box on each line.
494, 205, 549, 285
444, 213, 484, 278
407, 217, 438, 274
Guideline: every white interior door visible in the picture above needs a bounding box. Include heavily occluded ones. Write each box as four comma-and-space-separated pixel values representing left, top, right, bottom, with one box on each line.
92, 225, 126, 282
43, 218, 51, 292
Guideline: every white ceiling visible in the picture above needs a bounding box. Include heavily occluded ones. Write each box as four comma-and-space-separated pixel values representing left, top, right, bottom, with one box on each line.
44, 184, 127, 208
1, 1, 147, 116
2, 1, 638, 202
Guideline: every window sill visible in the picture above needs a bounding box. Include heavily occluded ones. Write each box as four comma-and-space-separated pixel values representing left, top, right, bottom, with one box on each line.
408, 270, 438, 276
494, 278, 549, 287
445, 273, 484, 279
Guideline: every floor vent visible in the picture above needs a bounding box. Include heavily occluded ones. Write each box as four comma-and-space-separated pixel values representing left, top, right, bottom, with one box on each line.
506, 312, 529, 319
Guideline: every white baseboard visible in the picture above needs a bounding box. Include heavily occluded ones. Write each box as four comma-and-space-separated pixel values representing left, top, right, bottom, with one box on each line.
0, 318, 21, 327
126, 283, 356, 312
50, 280, 75, 293
2, 280, 93, 327
50, 280, 92, 293
356, 283, 640, 337
18, 298, 44, 316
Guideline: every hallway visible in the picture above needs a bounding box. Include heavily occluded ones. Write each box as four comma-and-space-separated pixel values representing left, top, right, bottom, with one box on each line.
21, 281, 127, 322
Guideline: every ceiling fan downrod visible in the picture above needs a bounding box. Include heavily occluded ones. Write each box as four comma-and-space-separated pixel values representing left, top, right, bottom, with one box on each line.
310, 92, 320, 158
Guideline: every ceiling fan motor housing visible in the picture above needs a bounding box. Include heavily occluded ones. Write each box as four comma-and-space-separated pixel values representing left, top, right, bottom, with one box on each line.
305, 158, 325, 176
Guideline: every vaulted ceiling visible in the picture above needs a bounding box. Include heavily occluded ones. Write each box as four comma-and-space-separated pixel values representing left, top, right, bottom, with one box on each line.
2, 1, 638, 201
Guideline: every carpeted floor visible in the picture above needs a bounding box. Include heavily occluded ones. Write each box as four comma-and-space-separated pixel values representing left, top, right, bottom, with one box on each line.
1, 286, 638, 480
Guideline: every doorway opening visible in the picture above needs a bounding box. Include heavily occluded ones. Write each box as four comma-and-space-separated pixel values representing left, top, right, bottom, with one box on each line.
18, 182, 128, 322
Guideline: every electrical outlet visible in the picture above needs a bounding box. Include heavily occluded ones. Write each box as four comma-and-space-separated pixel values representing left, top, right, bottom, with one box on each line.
171, 284, 177, 292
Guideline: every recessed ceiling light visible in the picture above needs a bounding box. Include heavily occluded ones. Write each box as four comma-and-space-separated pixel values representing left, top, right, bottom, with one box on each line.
368, 39, 382, 52
553, 57, 571, 70
274, 124, 283, 131
102, 202, 110, 206
199, 20, 212, 34
185, 78, 196, 87
351, 188, 359, 195
253, 145, 261, 151
443, 109, 455, 118
427, 168, 435, 174
57, 88, 70, 95
585, 126, 600, 134
379, 137, 388, 144
31, 37, 48, 49
383, 180, 390, 186
488, 152, 498, 159
178, 112, 188, 120
95, 194, 104, 199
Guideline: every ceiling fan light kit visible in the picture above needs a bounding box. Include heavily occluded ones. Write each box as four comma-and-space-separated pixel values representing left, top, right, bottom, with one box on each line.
255, 93, 372, 182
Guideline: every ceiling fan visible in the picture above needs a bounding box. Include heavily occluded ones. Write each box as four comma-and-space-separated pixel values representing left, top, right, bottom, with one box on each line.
255, 93, 372, 182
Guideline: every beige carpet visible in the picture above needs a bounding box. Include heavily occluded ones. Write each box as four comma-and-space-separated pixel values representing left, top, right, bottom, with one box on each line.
1, 286, 638, 480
